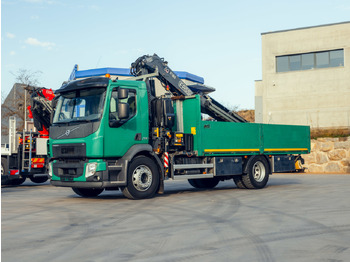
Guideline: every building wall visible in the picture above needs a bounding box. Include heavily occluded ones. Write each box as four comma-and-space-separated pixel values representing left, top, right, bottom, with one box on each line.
255, 22, 350, 129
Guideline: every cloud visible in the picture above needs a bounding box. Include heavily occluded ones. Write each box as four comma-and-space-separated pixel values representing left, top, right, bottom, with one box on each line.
6, 32, 15, 39
25, 37, 55, 50
10, 51, 16, 55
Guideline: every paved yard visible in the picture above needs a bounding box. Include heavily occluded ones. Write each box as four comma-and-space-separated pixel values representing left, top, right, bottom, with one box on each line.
2, 174, 350, 262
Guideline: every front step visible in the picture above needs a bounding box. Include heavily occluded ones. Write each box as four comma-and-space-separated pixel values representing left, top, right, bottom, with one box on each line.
173, 163, 214, 169
172, 163, 214, 180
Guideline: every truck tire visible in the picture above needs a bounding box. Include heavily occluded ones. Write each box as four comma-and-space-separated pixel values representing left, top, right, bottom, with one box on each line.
9, 177, 26, 186
242, 156, 269, 189
1, 157, 10, 185
233, 176, 247, 189
188, 179, 200, 188
122, 156, 160, 200
72, 187, 104, 197
30, 176, 48, 184
188, 178, 219, 189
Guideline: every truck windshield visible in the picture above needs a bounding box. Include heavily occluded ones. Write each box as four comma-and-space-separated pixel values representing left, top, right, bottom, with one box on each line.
53, 87, 106, 124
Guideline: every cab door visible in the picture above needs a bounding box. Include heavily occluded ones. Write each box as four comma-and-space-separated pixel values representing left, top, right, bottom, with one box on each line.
103, 86, 141, 157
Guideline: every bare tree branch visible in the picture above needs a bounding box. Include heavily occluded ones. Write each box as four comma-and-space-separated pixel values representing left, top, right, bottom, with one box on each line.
2, 69, 42, 136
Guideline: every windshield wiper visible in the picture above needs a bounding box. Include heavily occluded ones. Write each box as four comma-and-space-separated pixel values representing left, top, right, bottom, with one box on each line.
69, 119, 94, 124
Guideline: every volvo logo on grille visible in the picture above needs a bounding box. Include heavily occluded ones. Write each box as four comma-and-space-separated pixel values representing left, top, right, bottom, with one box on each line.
57, 126, 80, 139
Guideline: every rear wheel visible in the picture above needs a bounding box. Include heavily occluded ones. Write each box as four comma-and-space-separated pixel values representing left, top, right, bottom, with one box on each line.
122, 156, 160, 200
188, 178, 219, 189
72, 187, 104, 197
242, 156, 269, 189
188, 179, 200, 188
9, 177, 26, 186
30, 176, 48, 184
233, 176, 247, 189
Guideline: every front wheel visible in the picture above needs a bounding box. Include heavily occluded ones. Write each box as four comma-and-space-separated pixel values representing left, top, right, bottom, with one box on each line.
122, 156, 160, 200
72, 187, 104, 197
242, 156, 270, 189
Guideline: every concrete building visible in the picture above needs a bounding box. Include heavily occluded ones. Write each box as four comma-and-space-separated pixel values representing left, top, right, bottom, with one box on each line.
255, 22, 350, 130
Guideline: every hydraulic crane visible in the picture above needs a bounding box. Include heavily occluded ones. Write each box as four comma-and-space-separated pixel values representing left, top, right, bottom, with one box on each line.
130, 53, 247, 123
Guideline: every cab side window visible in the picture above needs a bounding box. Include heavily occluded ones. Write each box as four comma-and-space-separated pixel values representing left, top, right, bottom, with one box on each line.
109, 89, 136, 123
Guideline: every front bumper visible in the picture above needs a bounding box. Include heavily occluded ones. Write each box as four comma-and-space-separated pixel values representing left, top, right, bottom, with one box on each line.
51, 180, 125, 188
50, 158, 127, 187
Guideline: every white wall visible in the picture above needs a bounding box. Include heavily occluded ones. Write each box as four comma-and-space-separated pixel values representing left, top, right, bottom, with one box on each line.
256, 22, 350, 128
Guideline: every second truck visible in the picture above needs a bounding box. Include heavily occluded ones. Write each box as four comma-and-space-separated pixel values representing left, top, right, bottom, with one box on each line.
1, 86, 54, 186
48, 54, 310, 199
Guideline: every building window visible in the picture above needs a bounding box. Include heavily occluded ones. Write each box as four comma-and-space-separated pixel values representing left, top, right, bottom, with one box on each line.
276, 56, 289, 72
301, 53, 314, 70
276, 49, 344, 73
289, 54, 301, 71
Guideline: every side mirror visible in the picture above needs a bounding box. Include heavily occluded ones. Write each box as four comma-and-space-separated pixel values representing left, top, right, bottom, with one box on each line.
109, 103, 129, 127
118, 103, 129, 120
50, 110, 54, 125
118, 89, 129, 100
51, 98, 58, 109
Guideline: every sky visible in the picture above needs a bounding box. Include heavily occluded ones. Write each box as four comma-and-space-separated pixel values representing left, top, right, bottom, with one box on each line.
1, 0, 350, 109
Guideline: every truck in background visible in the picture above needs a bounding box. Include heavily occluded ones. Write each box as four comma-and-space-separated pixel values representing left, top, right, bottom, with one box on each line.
48, 54, 310, 199
1, 87, 54, 185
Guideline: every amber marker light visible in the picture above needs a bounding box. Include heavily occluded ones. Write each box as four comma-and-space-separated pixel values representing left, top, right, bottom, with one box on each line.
105, 73, 111, 78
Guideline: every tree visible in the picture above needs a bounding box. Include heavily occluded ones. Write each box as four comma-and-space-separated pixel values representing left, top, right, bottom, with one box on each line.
1, 69, 42, 136
13, 69, 42, 87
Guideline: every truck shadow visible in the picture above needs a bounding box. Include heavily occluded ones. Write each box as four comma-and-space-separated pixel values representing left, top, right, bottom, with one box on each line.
1, 183, 50, 188
75, 177, 303, 200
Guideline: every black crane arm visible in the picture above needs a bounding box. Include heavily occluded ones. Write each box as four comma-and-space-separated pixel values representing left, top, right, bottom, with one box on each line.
130, 54, 247, 123
131, 54, 193, 96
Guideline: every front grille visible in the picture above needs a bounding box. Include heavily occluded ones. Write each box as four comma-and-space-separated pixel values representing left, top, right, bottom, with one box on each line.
52, 143, 86, 158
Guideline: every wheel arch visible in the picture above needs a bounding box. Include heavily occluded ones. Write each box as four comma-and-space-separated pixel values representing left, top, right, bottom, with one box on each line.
122, 144, 164, 175
120, 144, 164, 192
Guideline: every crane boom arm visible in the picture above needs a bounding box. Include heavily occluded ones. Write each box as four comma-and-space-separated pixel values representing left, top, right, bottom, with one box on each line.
26, 86, 54, 134
130, 54, 247, 123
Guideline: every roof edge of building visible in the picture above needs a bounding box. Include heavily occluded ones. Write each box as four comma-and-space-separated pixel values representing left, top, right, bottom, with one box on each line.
261, 21, 350, 35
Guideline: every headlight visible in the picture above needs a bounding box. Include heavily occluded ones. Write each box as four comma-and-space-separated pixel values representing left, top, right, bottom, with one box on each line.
85, 162, 97, 178
48, 162, 53, 177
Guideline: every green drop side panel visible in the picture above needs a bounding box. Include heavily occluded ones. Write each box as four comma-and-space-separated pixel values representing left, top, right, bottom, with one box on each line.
180, 95, 310, 156
261, 124, 310, 155
200, 122, 262, 155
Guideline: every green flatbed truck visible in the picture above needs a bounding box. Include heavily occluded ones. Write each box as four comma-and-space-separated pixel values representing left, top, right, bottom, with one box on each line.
48, 54, 310, 199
